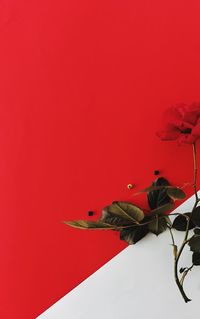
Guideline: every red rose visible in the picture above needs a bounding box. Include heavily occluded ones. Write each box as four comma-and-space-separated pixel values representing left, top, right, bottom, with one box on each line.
157, 103, 200, 144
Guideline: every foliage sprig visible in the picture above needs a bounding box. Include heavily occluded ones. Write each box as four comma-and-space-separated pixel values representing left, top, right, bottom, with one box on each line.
65, 102, 200, 302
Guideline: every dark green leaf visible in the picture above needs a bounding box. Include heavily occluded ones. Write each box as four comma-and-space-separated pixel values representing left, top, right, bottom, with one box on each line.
191, 207, 200, 227
188, 235, 200, 252
120, 225, 149, 245
136, 185, 172, 193
151, 202, 174, 216
194, 228, 200, 235
167, 187, 186, 200
147, 177, 172, 210
64, 220, 116, 230
172, 213, 195, 231
102, 201, 144, 224
100, 209, 132, 227
148, 215, 169, 236
192, 252, 200, 265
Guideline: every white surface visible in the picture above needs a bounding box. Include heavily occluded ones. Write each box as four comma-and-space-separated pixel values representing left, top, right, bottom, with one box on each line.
37, 192, 200, 319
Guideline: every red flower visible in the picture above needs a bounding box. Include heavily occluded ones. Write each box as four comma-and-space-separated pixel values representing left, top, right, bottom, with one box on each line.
157, 103, 200, 144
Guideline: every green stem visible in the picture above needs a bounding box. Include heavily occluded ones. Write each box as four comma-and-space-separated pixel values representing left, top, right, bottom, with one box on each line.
180, 264, 194, 286
173, 142, 198, 303
192, 143, 198, 204
174, 235, 192, 302
168, 224, 191, 302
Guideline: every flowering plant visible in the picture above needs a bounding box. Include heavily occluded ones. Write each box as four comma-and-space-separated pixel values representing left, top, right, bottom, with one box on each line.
157, 103, 200, 144
65, 103, 200, 303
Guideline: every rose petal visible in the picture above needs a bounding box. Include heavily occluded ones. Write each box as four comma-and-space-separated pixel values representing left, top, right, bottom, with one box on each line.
158, 102, 200, 144
176, 103, 200, 125
178, 133, 198, 144
164, 106, 182, 127
192, 122, 200, 136
157, 124, 180, 141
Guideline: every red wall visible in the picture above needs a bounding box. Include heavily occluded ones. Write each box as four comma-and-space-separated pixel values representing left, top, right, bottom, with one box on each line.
1, 1, 200, 318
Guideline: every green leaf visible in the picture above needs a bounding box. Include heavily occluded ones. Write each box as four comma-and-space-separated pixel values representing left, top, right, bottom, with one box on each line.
188, 235, 200, 252
148, 215, 169, 236
120, 225, 149, 245
64, 220, 116, 230
147, 177, 172, 210
100, 208, 133, 227
172, 213, 195, 231
102, 201, 144, 224
194, 228, 200, 235
137, 185, 172, 193
191, 207, 200, 227
167, 187, 186, 200
192, 252, 200, 265
151, 202, 174, 216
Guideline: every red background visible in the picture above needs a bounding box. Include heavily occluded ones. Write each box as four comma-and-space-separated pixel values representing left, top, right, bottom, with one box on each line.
1, 0, 200, 318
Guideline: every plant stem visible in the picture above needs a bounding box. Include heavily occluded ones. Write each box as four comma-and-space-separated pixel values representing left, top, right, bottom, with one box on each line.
180, 264, 194, 286
167, 225, 175, 246
174, 234, 191, 302
173, 142, 199, 303
192, 143, 198, 204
